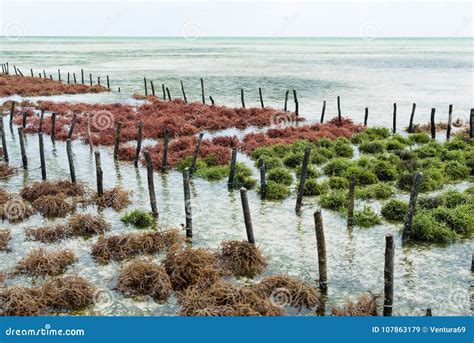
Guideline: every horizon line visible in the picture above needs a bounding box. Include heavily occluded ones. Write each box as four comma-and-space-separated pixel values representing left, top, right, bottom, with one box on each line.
1, 35, 473, 39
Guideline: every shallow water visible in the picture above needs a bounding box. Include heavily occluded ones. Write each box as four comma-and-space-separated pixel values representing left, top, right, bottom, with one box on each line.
0, 112, 472, 316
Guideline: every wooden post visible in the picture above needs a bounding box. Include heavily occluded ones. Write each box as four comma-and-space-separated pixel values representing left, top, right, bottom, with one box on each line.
113, 121, 122, 160
68, 112, 77, 139
200, 78, 205, 104
95, 151, 104, 196
39, 109, 44, 133
134, 121, 143, 167
408, 103, 416, 133
295, 145, 311, 214
67, 72, 70, 84
9, 101, 15, 125
426, 308, 432, 316
180, 81, 187, 103
258, 159, 267, 200
446, 104, 453, 141
144, 77, 148, 96
39, 132, 46, 180
383, 234, 394, 316
144, 151, 158, 216
471, 253, 473, 273
51, 112, 57, 140
97, 77, 101, 86
293, 90, 299, 117
73, 73, 77, 84
89, 73, 92, 86
347, 176, 356, 227
189, 132, 204, 175
337, 96, 342, 126
0, 119, 8, 162
58, 69, 61, 81
183, 168, 192, 239
81, 69, 84, 84
86, 112, 93, 152
392, 103, 397, 134
241, 89, 245, 108
209, 96, 215, 105
314, 210, 328, 291
150, 80, 155, 96
364, 107, 369, 126
49, 75, 52, 80
430, 108, 436, 139
227, 147, 237, 190
259, 87, 264, 108
162, 84, 166, 99
161, 129, 169, 172
284, 90, 289, 112
166, 87, 171, 101
402, 171, 423, 243
22, 110, 27, 128
106, 75, 110, 90
470, 109, 474, 139
17, 128, 27, 169
43, 70, 46, 78
240, 188, 255, 244
66, 139, 76, 183
30, 69, 33, 77
320, 101, 326, 123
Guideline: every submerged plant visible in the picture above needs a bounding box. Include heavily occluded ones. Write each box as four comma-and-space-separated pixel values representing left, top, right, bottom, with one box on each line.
381, 199, 408, 222
320, 190, 347, 211
354, 206, 382, 228
121, 209, 155, 228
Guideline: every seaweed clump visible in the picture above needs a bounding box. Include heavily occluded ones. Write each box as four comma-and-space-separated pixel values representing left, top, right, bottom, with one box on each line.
41, 275, 96, 311
219, 241, 267, 278
381, 199, 408, 222
331, 293, 379, 316
13, 248, 76, 277
0, 286, 45, 316
179, 281, 283, 316
255, 275, 320, 309
94, 186, 130, 210
116, 259, 172, 302
32, 194, 75, 217
0, 162, 16, 178
120, 209, 155, 228
0, 228, 11, 252
91, 229, 183, 264
20, 180, 84, 202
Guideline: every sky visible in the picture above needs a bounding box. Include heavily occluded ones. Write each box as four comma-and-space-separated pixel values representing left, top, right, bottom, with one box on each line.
0, 0, 472, 38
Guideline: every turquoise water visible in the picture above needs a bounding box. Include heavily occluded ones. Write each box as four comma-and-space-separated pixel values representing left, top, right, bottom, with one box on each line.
1, 37, 473, 126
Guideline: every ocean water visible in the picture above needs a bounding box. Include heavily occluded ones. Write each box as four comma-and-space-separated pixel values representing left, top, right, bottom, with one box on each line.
1, 37, 473, 127
0, 37, 473, 316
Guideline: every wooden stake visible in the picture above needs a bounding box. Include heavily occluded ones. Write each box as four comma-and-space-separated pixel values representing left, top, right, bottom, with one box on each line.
30, 69, 33, 77
392, 103, 397, 134
81, 69, 84, 84
73, 73, 77, 84
446, 104, 453, 141
258, 159, 267, 200
0, 119, 8, 162
162, 84, 166, 99
227, 147, 237, 190
166, 87, 171, 101
86, 112, 93, 152
51, 113, 57, 140
200, 78, 205, 104
39, 109, 44, 133
89, 73, 92, 86
94, 151, 104, 196
364, 107, 369, 126
295, 145, 311, 214
259, 87, 264, 108
430, 108, 436, 139
209, 96, 215, 105
66, 139, 76, 183
240, 188, 255, 244
408, 103, 416, 133
183, 168, 192, 239
293, 90, 299, 117
43, 70, 46, 78
181, 81, 187, 103
9, 101, 15, 125
320, 101, 326, 123
97, 77, 101, 86
150, 80, 155, 96
337, 96, 342, 126
241, 89, 245, 108
144, 151, 158, 216
402, 171, 423, 243
144, 77, 148, 96
106, 75, 110, 90
21, 110, 27, 128
134, 121, 143, 167
383, 234, 394, 316
68, 112, 77, 139
39, 132, 46, 180
189, 132, 204, 175
161, 129, 169, 172
284, 90, 289, 112
67, 72, 70, 84
314, 210, 328, 291
113, 121, 122, 160
470, 109, 474, 139
58, 69, 61, 81
17, 128, 27, 169
347, 176, 356, 227
426, 308, 432, 316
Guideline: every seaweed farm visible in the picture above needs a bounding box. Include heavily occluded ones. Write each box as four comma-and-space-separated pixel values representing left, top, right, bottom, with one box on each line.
0, 57, 473, 318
